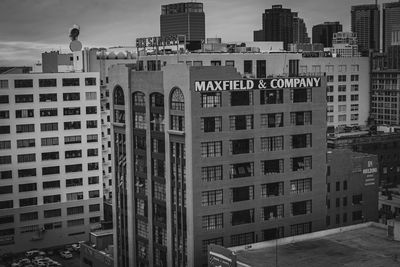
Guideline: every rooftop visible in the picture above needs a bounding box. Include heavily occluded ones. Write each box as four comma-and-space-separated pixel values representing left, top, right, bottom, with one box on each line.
230, 223, 400, 267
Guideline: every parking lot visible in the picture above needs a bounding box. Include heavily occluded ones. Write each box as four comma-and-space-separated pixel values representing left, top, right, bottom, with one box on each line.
1, 249, 81, 267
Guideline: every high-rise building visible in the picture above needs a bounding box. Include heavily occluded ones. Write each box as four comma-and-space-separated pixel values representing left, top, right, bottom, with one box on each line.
0, 72, 103, 253
383, 1, 400, 52
351, 4, 380, 55
160, 2, 205, 50
312, 22, 343, 47
253, 5, 295, 49
329, 32, 361, 57
292, 12, 310, 44
109, 51, 328, 267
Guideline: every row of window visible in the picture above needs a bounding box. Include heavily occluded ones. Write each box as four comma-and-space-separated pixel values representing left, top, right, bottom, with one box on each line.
200, 179, 311, 205
0, 191, 100, 209
0, 121, 98, 134
199, 89, 312, 108
327, 104, 359, 113
327, 114, 359, 123
0, 78, 96, 89
326, 211, 363, 226
326, 74, 359, 82
0, 164, 98, 177
327, 84, 359, 93
201, 222, 312, 252
327, 94, 359, 102
326, 194, 363, 209
0, 106, 98, 119
0, 92, 97, 105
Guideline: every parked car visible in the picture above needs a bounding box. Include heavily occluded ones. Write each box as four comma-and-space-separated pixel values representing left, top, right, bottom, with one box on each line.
59, 250, 72, 259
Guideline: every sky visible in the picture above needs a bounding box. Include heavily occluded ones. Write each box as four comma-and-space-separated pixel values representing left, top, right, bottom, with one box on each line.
0, 0, 395, 66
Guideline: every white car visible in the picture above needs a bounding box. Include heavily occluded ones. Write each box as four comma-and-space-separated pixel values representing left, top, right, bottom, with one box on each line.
59, 250, 73, 259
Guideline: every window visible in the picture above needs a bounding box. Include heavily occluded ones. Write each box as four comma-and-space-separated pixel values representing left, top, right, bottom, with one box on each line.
14, 79, 33, 88
291, 200, 312, 216
63, 92, 80, 101
40, 108, 57, 117
134, 112, 146, 129
66, 178, 83, 188
290, 222, 312, 236
351, 84, 359, 91
290, 111, 312, 126
338, 85, 346, 92
150, 93, 164, 107
20, 212, 38, 222
261, 159, 284, 175
231, 91, 253, 106
351, 114, 359, 121
0, 125, 10, 134
231, 232, 254, 246
19, 197, 37, 207
231, 209, 254, 226
261, 113, 283, 128
351, 75, 359, 81
0, 170, 12, 179
87, 148, 98, 157
0, 200, 13, 209
201, 92, 221, 108
43, 180, 60, 189
202, 237, 223, 254
211, 60, 221, 66
63, 107, 80, 116
65, 150, 81, 159
40, 123, 58, 132
0, 215, 14, 224
86, 120, 97, 128
201, 165, 222, 181
67, 206, 84, 215
39, 93, 57, 102
201, 141, 222, 157
42, 166, 59, 175
67, 218, 84, 227
88, 162, 99, 170
338, 75, 346, 82
327, 96, 334, 102
201, 190, 223, 206
66, 192, 83, 201
0, 110, 9, 119
257, 60, 266, 78
170, 88, 184, 110
325, 65, 334, 73
290, 88, 312, 103
327, 106, 334, 112
229, 115, 253, 130
89, 190, 100, 198
338, 115, 346, 122
291, 156, 312, 171
202, 213, 223, 230
64, 135, 81, 144
40, 137, 58, 146
89, 204, 100, 212
0, 80, 9, 89
244, 60, 252, 73
343, 181, 348, 190
351, 64, 359, 72
261, 182, 283, 198
44, 209, 61, 218
290, 178, 312, 194
18, 168, 36, 178
85, 77, 96, 86
0, 155, 11, 165
15, 94, 33, 103
64, 121, 81, 130
338, 95, 346, 102
85, 92, 97, 100
17, 153, 35, 163
39, 79, 56, 87
230, 162, 254, 178
338, 65, 347, 72
16, 109, 34, 118
42, 152, 59, 161
338, 105, 346, 112
230, 138, 253, 154
0, 140, 11, 150
86, 106, 97, 114
291, 133, 312, 149
65, 164, 82, 173
0, 185, 12, 194
260, 89, 283, 104
261, 204, 284, 220
351, 94, 359, 101
352, 210, 362, 221
0, 95, 9, 104
261, 136, 283, 151
170, 115, 183, 131
201, 116, 222, 132
231, 186, 254, 202
352, 194, 363, 205
88, 176, 99, 185
43, 194, 60, 204
17, 124, 34, 133
62, 78, 79, 86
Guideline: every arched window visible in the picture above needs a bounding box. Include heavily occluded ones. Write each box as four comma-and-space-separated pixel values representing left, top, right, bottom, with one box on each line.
170, 87, 184, 111
113, 86, 125, 105
150, 93, 164, 107
133, 92, 145, 107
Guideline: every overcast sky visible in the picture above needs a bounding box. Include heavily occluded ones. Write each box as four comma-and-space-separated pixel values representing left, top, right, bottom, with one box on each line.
0, 0, 394, 66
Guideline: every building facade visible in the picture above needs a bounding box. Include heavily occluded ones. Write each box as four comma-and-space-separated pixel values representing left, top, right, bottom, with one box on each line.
110, 52, 328, 267
312, 22, 342, 48
351, 4, 380, 55
292, 12, 310, 44
326, 149, 379, 229
299, 56, 369, 131
383, 1, 400, 53
0, 72, 103, 253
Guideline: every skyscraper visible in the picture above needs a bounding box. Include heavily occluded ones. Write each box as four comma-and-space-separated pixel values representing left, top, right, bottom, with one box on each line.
312, 22, 343, 47
293, 12, 310, 44
383, 1, 400, 52
351, 4, 380, 55
253, 5, 294, 49
160, 2, 205, 50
